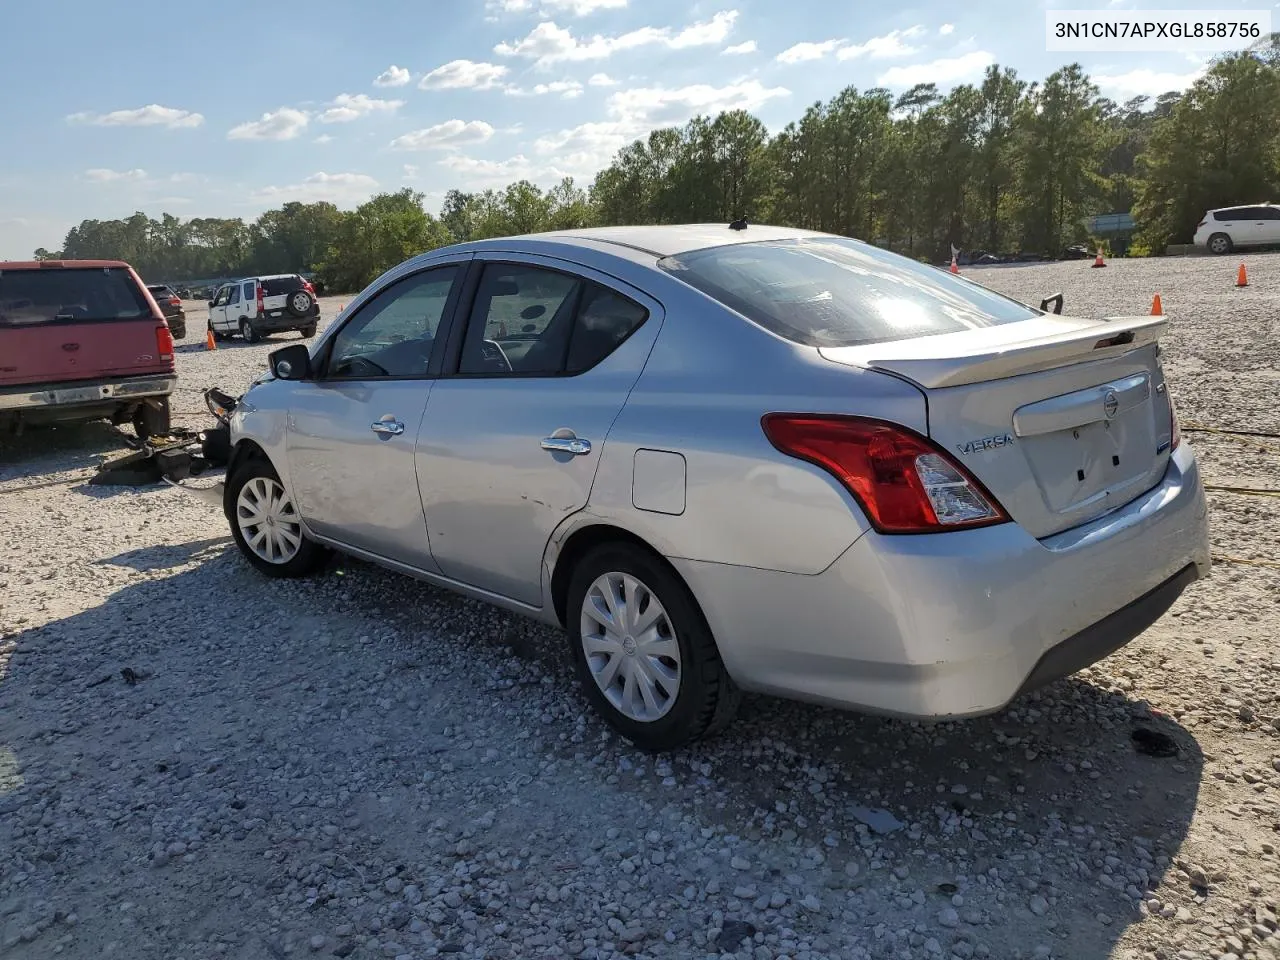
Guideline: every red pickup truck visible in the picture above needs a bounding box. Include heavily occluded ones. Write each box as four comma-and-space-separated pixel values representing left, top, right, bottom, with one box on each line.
0, 260, 176, 440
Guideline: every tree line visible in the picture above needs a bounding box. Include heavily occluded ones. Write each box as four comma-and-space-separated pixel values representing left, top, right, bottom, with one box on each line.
32, 52, 1280, 293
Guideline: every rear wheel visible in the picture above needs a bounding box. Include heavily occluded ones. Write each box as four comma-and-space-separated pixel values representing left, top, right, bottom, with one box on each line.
225, 458, 328, 578
299, 323, 317, 338
132, 397, 171, 440
566, 543, 740, 752
240, 319, 260, 343
1208, 233, 1233, 255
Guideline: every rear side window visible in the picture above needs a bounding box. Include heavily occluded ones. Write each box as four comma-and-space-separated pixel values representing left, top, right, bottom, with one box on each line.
243, 281, 255, 301
1213, 209, 1244, 221
261, 276, 304, 296
659, 237, 1038, 348
0, 267, 152, 327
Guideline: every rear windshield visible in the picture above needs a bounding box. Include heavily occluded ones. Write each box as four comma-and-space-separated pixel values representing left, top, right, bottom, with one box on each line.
260, 276, 304, 296
147, 284, 175, 298
0, 267, 153, 327
658, 237, 1039, 348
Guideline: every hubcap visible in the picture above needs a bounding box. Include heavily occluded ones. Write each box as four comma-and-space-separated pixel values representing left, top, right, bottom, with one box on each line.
292, 293, 308, 311
580, 572, 681, 722
236, 476, 302, 564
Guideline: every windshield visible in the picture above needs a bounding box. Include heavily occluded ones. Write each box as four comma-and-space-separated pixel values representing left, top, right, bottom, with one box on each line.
658, 237, 1039, 348
0, 267, 153, 327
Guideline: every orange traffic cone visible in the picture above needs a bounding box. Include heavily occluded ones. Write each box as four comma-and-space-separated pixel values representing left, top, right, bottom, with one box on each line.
949, 256, 959, 275
1091, 246, 1106, 268
1150, 293, 1163, 315
1236, 263, 1248, 287
205, 328, 217, 351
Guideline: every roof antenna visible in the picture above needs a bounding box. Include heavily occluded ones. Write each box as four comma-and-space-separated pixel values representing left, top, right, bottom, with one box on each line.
729, 218, 748, 231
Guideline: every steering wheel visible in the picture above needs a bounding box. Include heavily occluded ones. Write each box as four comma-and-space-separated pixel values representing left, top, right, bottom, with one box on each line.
480, 339, 512, 372
333, 354, 389, 378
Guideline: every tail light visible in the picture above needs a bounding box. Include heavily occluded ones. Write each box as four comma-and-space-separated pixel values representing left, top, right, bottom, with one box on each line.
168, 296, 182, 307
1170, 396, 1182, 450
302, 279, 316, 296
761, 414, 1009, 534
256, 284, 265, 315
155, 324, 174, 361
1196, 219, 1207, 228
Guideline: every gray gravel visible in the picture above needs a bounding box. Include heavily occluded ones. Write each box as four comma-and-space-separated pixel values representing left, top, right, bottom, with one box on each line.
2, 257, 1279, 960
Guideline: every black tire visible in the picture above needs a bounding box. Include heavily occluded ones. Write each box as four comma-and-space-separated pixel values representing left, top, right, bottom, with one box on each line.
299, 323, 317, 339
566, 543, 740, 752
1207, 233, 1233, 255
224, 457, 329, 579
286, 290, 315, 318
132, 397, 171, 440
170, 321, 186, 339
239, 318, 260, 344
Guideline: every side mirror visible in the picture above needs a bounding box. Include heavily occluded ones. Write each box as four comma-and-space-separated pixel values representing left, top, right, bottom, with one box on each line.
269, 344, 312, 381
208, 299, 216, 307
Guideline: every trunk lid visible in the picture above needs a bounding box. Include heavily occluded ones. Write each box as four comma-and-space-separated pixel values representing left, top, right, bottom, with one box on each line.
0, 264, 174, 387
820, 314, 1177, 538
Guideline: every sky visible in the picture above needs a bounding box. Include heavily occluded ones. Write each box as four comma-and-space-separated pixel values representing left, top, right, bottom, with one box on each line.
0, 0, 1247, 259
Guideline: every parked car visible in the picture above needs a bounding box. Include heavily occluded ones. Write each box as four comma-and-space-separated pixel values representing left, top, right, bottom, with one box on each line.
146, 283, 187, 338
0, 259, 175, 439
211, 224, 1210, 751
207, 274, 319, 343
1193, 203, 1280, 254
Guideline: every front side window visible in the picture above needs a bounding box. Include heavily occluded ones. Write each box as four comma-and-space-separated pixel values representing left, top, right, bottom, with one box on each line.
325, 266, 458, 379
659, 237, 1040, 348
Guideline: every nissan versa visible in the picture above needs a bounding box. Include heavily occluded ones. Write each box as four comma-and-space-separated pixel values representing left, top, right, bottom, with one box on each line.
213, 224, 1210, 751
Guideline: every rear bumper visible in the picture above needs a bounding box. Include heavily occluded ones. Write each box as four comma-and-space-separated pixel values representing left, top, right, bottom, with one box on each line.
255, 307, 318, 331
673, 443, 1210, 720
0, 375, 176, 413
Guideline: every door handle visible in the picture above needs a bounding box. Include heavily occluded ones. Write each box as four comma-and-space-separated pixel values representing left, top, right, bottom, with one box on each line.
541, 436, 592, 456
371, 418, 405, 436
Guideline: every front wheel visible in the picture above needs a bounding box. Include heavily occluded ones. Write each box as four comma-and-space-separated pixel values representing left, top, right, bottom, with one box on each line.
240, 319, 261, 344
1207, 233, 1233, 255
225, 458, 329, 578
566, 544, 740, 752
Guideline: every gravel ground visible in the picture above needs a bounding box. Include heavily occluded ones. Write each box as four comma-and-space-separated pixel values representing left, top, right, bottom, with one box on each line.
1, 256, 1279, 960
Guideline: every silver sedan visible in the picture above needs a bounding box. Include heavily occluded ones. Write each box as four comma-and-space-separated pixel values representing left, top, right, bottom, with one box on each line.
221, 224, 1210, 751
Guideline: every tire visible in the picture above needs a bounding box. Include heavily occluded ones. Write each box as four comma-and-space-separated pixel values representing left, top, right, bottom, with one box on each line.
224, 457, 329, 578
286, 290, 315, 318
566, 543, 740, 752
299, 323, 317, 339
240, 318, 260, 344
132, 397, 171, 440
1208, 233, 1233, 255
170, 321, 186, 339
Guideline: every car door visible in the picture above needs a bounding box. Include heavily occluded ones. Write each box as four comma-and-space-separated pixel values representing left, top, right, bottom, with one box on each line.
242, 280, 257, 320
417, 254, 662, 606
1255, 206, 1280, 246
284, 261, 467, 571
1219, 207, 1254, 246
209, 285, 230, 330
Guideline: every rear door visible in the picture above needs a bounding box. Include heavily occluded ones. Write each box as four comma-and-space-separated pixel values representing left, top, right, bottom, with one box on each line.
1214, 207, 1251, 245
0, 264, 172, 387
1254, 206, 1280, 246
417, 255, 661, 605
260, 275, 302, 314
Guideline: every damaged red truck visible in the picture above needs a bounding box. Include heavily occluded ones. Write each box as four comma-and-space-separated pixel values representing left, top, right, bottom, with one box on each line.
0, 260, 176, 440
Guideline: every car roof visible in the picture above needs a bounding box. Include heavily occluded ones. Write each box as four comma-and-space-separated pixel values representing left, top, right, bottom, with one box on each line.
471, 223, 833, 258
0, 259, 133, 270
1210, 203, 1274, 211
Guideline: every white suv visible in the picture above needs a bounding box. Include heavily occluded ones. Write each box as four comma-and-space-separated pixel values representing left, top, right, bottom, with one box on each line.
1193, 203, 1280, 255
207, 274, 320, 343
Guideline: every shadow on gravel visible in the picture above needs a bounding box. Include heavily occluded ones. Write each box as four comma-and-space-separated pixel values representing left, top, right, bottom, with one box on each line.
0, 553, 1204, 960
0, 421, 131, 483
100, 537, 230, 572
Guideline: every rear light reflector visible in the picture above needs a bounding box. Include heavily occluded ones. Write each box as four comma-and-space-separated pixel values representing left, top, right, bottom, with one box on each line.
1170, 396, 1181, 450
168, 296, 182, 307
156, 324, 174, 360
761, 414, 1010, 534
303, 279, 316, 296
256, 285, 264, 314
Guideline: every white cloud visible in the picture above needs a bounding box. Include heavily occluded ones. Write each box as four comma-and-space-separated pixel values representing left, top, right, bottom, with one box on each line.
533, 78, 789, 175
589, 72, 617, 85
374, 65, 412, 87
83, 168, 149, 182
489, 0, 627, 16
390, 120, 496, 150
939, 23, 955, 35
66, 104, 204, 129
1092, 66, 1205, 97
776, 39, 844, 64
436, 152, 570, 186
506, 79, 585, 98
836, 26, 924, 60
878, 51, 996, 87
419, 59, 510, 90
723, 40, 757, 55
495, 11, 739, 67
227, 107, 310, 141
314, 134, 334, 144
318, 93, 405, 123
403, 164, 419, 179
251, 172, 378, 205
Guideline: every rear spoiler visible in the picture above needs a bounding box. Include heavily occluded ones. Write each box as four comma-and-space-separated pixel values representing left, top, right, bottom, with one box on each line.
819, 314, 1168, 389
